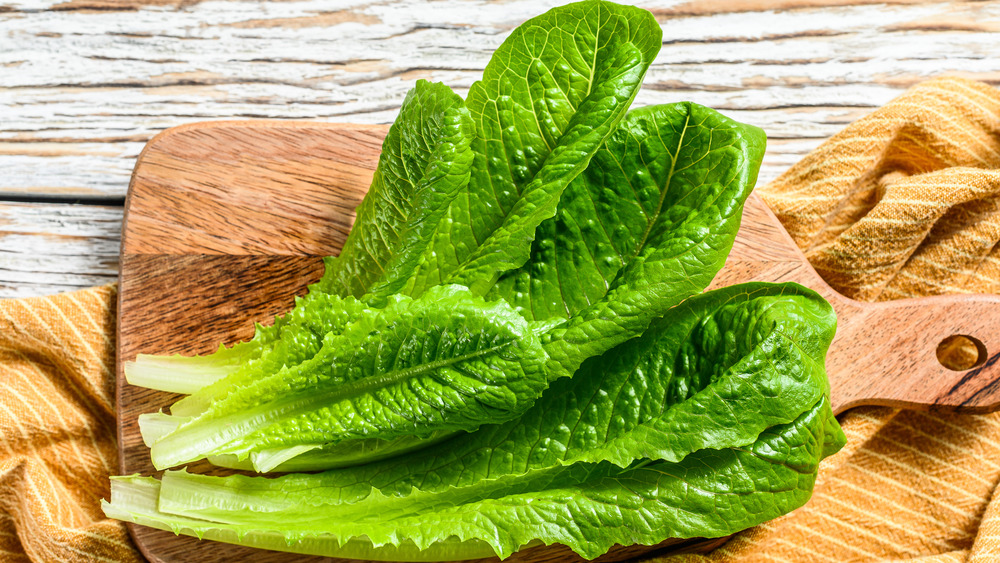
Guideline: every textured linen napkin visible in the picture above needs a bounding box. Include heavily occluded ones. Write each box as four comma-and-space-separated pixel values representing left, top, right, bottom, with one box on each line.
0, 284, 141, 562
2, 75, 999, 563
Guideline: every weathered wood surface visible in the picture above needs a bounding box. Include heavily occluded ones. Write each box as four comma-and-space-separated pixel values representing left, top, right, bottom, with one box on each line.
2, 0, 1000, 297
0, 201, 121, 297
119, 122, 1000, 563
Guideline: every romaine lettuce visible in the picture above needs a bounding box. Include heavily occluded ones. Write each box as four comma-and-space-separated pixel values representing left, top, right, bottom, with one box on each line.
108, 1, 845, 559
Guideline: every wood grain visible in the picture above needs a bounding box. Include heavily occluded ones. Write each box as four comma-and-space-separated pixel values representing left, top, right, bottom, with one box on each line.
119, 122, 1000, 563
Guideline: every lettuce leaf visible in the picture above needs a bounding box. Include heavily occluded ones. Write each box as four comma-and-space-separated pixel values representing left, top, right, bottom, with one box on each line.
494, 101, 766, 377
148, 286, 550, 471
316, 80, 475, 303
125, 79, 474, 391
399, 0, 662, 296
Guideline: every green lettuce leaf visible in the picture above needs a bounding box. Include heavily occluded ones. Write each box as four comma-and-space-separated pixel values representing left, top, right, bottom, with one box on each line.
401, 0, 662, 297
491, 102, 764, 321
126, 80, 474, 391
148, 286, 550, 470
316, 80, 475, 303
537, 101, 767, 376
106, 400, 838, 560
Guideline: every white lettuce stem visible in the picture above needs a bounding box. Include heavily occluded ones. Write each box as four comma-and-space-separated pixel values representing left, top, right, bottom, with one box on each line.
125, 350, 250, 395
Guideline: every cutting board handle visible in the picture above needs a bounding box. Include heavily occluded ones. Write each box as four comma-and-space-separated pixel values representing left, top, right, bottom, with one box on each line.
711, 194, 1000, 416
826, 292, 1000, 414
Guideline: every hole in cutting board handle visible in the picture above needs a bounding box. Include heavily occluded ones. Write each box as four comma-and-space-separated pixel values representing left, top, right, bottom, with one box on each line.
936, 335, 988, 371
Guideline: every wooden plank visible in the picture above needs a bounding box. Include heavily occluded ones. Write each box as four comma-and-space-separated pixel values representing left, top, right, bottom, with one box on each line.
122, 122, 384, 255
0, 202, 121, 298
2, 0, 998, 199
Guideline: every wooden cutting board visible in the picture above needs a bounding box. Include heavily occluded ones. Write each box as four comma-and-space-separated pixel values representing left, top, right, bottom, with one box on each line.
118, 121, 1000, 563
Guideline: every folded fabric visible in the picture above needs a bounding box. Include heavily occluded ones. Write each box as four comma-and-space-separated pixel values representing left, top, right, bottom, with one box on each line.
0, 284, 141, 562
2, 76, 999, 563
661, 76, 1000, 562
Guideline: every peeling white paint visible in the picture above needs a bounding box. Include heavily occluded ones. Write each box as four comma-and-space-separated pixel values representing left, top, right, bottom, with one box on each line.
0, 202, 121, 297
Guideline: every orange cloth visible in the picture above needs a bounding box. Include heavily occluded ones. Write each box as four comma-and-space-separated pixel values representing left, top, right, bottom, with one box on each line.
3, 76, 1000, 563
663, 76, 1000, 562
0, 284, 141, 562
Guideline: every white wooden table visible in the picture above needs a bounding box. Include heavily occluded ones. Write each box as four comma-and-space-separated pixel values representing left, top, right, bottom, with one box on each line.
2, 0, 998, 299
